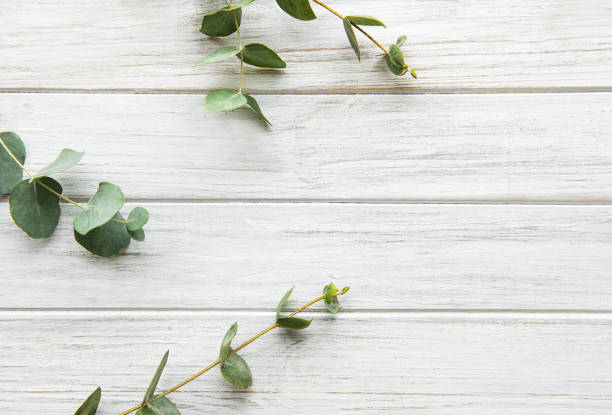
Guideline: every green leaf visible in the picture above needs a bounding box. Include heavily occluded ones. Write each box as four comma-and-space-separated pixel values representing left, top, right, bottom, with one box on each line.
135, 397, 180, 415
73, 182, 125, 235
143, 351, 169, 403
241, 43, 286, 68
74, 212, 131, 257
128, 227, 145, 242
325, 296, 341, 313
31, 148, 84, 181
346, 16, 386, 27
276, 286, 294, 320
220, 352, 253, 388
245, 95, 271, 126
9, 177, 62, 239
200, 8, 242, 37
224, 0, 256, 11
343, 17, 360, 60
74, 387, 101, 415
396, 35, 407, 47
277, 317, 312, 330
205, 89, 247, 112
385, 44, 408, 76
127, 207, 150, 232
323, 283, 339, 305
340, 286, 350, 295
0, 132, 26, 194
196, 46, 242, 65
276, 0, 316, 20
220, 322, 238, 364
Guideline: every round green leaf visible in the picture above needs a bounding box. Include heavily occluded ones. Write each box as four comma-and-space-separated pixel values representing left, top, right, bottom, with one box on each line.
200, 8, 242, 37
277, 317, 312, 330
241, 43, 286, 68
196, 46, 242, 65
220, 352, 253, 388
346, 16, 386, 27
128, 227, 145, 242
385, 44, 408, 76
245, 94, 271, 126
74, 387, 101, 415
127, 207, 150, 232
224, 0, 255, 11
136, 397, 180, 415
343, 17, 360, 61
220, 322, 238, 363
74, 212, 131, 257
205, 89, 247, 112
31, 148, 84, 181
276, 0, 316, 20
9, 177, 62, 239
0, 132, 26, 194
73, 182, 125, 236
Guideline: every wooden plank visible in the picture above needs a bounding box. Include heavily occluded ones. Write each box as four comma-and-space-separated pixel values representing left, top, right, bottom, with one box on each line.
0, 0, 610, 91
1, 311, 611, 414
1, 92, 611, 201
2, 202, 611, 310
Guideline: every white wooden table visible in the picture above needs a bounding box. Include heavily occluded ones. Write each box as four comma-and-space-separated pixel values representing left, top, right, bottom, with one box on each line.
1, 1, 611, 413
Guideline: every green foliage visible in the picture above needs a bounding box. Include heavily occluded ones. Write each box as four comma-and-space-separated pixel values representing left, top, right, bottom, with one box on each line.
245, 95, 271, 126
219, 322, 253, 387
275, 286, 312, 330
276, 0, 317, 20
346, 16, 386, 27
9, 178, 62, 239
73, 182, 125, 236
135, 351, 181, 415
385, 41, 417, 78
205, 89, 247, 112
31, 148, 84, 181
74, 387, 101, 415
224, 0, 256, 11
127, 207, 150, 232
0, 132, 25, 193
343, 17, 360, 60
75, 213, 131, 257
241, 43, 286, 68
200, 8, 242, 37
323, 282, 349, 314
196, 46, 242, 65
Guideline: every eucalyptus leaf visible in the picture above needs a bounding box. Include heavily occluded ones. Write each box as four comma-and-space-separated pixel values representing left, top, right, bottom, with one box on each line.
224, 0, 255, 11
385, 44, 408, 76
220, 322, 238, 364
9, 177, 62, 239
241, 43, 286, 68
196, 46, 242, 65
135, 397, 180, 415
325, 296, 341, 313
74, 387, 101, 415
200, 8, 242, 37
276, 286, 294, 320
323, 283, 339, 305
245, 94, 271, 126
277, 317, 312, 330
396, 35, 407, 47
220, 352, 253, 388
343, 17, 360, 60
205, 89, 247, 112
74, 212, 131, 257
144, 351, 169, 403
31, 148, 84, 181
346, 16, 386, 27
127, 207, 150, 232
128, 227, 145, 242
0, 132, 26, 194
73, 182, 125, 235
275, 0, 316, 20
340, 286, 350, 295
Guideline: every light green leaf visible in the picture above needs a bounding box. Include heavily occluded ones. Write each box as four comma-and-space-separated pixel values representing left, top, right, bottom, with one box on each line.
224, 0, 256, 11
196, 46, 242, 65
143, 351, 169, 403
275, 0, 316, 20
0, 132, 26, 194
220, 352, 253, 388
128, 227, 145, 242
73, 182, 125, 235
74, 387, 101, 415
205, 89, 247, 112
200, 8, 242, 37
343, 17, 360, 60
220, 322, 238, 364
323, 283, 339, 305
136, 397, 180, 415
396, 35, 407, 47
74, 212, 131, 257
346, 15, 386, 27
277, 317, 312, 330
385, 44, 408, 76
340, 286, 350, 295
31, 148, 84, 181
276, 286, 294, 320
127, 207, 150, 232
245, 95, 271, 126
9, 177, 62, 239
241, 43, 286, 68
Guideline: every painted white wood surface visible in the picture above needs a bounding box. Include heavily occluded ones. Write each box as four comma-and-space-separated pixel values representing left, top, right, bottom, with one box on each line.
1, 92, 611, 201
0, 0, 610, 91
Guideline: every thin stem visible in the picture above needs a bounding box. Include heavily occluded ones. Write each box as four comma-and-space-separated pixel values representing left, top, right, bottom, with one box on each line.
311, 0, 389, 54
35, 179, 87, 210
226, 0, 245, 93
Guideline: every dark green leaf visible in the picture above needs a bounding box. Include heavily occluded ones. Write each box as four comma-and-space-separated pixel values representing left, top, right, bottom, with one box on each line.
245, 95, 271, 126
196, 46, 242, 65
276, 286, 294, 320
275, 0, 316, 20
220, 352, 252, 388
346, 16, 386, 27
73, 182, 125, 235
277, 317, 312, 330
205, 89, 247, 112
31, 148, 84, 181
396, 35, 407, 47
200, 9, 242, 37
128, 227, 145, 242
241, 43, 286, 68
385, 44, 408, 76
343, 17, 360, 60
136, 397, 180, 415
224, 0, 255, 11
0, 132, 26, 194
127, 207, 150, 232
220, 322, 238, 364
74, 387, 101, 415
9, 177, 62, 239
143, 351, 169, 403
74, 212, 131, 257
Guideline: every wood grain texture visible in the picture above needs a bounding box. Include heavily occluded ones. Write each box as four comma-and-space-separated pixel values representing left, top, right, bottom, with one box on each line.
1, 92, 611, 201
1, 311, 611, 414
2, 202, 611, 310
0, 0, 610, 91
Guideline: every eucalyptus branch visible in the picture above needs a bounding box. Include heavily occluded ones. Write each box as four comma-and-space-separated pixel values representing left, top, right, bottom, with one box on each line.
197, 0, 418, 125
71, 284, 351, 415
0, 132, 148, 257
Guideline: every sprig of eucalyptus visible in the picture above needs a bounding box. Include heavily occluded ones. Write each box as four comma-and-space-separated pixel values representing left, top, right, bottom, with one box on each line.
71, 284, 350, 415
0, 132, 149, 257
198, 0, 417, 124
